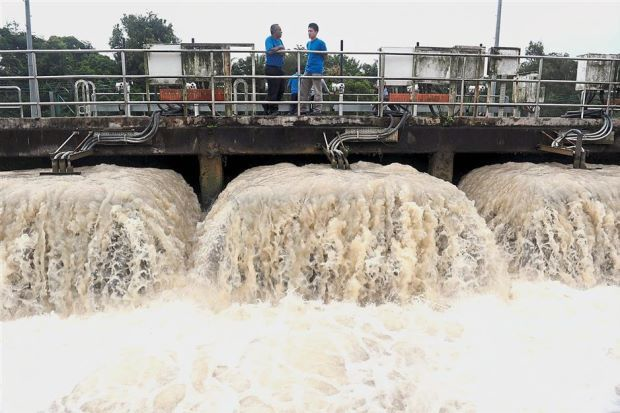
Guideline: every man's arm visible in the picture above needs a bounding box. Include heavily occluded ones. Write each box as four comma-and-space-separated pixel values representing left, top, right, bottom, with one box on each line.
266, 38, 285, 55
267, 45, 285, 54
319, 40, 327, 61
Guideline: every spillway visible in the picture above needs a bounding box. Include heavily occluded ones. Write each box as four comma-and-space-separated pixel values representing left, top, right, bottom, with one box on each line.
459, 162, 620, 286
193, 162, 504, 304
0, 165, 200, 318
1, 161, 619, 412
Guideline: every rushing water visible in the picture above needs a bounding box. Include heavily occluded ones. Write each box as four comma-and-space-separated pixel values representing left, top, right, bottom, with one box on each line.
0, 165, 200, 318
194, 162, 504, 304
460, 162, 620, 286
1, 162, 619, 412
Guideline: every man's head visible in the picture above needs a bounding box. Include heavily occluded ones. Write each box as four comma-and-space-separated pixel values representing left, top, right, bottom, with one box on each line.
307, 23, 319, 40
270, 24, 282, 39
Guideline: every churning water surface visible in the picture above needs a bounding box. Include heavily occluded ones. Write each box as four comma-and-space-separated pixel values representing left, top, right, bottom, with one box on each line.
1, 162, 619, 412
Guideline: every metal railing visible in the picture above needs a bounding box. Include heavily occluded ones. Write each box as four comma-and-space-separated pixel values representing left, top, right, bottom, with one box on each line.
0, 47, 618, 118
0, 86, 24, 117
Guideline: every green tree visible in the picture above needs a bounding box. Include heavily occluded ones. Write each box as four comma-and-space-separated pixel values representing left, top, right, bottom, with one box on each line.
324, 55, 377, 96
0, 22, 118, 116
0, 23, 117, 77
109, 12, 179, 76
519, 40, 578, 116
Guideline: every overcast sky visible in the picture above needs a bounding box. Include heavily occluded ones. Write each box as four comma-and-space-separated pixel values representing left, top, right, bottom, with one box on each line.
2, 0, 619, 60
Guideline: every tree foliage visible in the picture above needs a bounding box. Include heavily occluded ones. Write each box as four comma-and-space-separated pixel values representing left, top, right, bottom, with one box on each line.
109, 12, 179, 75
0, 22, 118, 116
520, 40, 578, 116
0, 22, 117, 77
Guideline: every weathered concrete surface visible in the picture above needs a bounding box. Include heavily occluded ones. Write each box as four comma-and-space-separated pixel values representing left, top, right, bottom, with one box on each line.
429, 152, 455, 182
0, 116, 618, 158
0, 115, 611, 129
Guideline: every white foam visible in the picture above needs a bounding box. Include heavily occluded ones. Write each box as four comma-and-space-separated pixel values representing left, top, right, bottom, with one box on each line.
0, 165, 201, 318
193, 162, 504, 304
459, 162, 620, 286
1, 281, 618, 412
2, 161, 619, 412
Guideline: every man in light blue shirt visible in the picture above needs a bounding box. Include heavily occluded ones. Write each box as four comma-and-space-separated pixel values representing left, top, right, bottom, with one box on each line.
264, 24, 286, 115
299, 23, 327, 114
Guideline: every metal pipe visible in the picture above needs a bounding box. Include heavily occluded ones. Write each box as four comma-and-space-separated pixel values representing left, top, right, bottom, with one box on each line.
74, 79, 97, 116
494, 0, 503, 48
232, 79, 249, 115
75, 80, 83, 116
0, 86, 23, 117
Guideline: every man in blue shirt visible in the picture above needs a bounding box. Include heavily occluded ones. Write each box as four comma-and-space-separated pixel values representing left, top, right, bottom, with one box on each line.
264, 24, 286, 115
300, 23, 327, 115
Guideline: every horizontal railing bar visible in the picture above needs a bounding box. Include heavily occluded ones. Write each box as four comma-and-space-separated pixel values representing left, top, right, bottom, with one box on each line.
6, 100, 618, 108
2, 74, 619, 86
0, 48, 618, 61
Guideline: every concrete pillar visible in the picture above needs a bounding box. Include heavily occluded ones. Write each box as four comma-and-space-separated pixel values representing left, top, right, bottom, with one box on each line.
199, 155, 223, 210
429, 152, 454, 183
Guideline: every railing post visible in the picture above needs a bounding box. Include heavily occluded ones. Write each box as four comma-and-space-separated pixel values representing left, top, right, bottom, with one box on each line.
251, 46, 256, 115
534, 57, 544, 119
486, 75, 494, 117
378, 51, 384, 117
120, 50, 130, 117
459, 57, 466, 116
412, 50, 418, 116
210, 52, 216, 117
297, 50, 301, 116
605, 59, 615, 115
